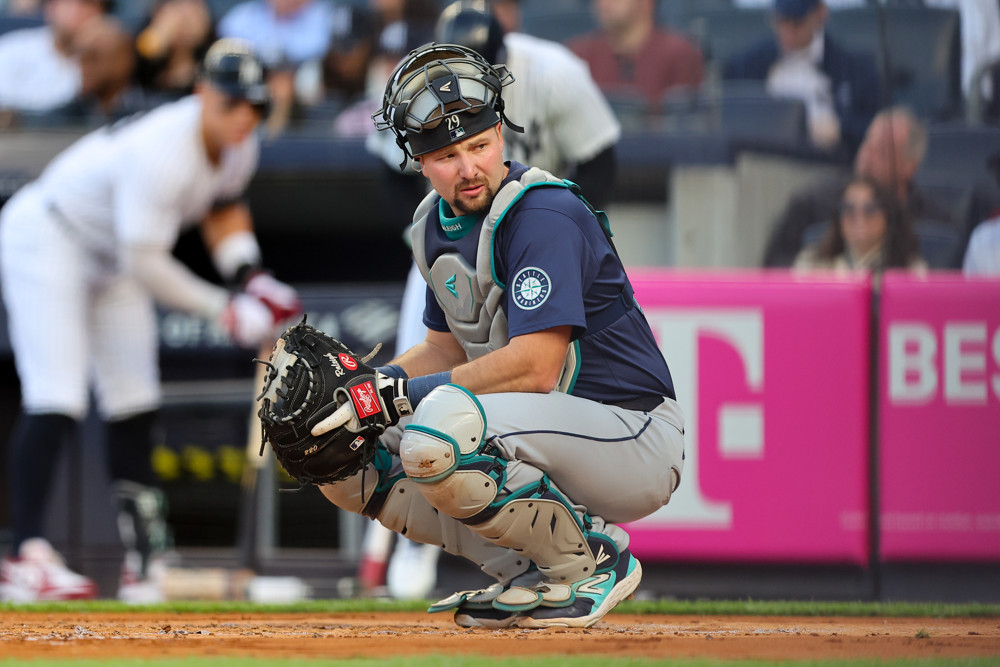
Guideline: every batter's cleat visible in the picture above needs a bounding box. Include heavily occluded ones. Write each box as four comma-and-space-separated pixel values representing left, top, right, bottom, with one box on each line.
117, 550, 171, 604
515, 549, 642, 629
0, 538, 98, 602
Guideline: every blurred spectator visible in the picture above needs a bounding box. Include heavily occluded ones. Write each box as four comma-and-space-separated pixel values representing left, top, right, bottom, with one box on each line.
963, 151, 1000, 275
367, 0, 439, 87
133, 0, 215, 102
723, 0, 879, 153
49, 15, 147, 123
370, 0, 438, 56
764, 107, 955, 267
925, 0, 1000, 114
322, 3, 379, 137
1, 0, 44, 14
218, 0, 339, 136
794, 174, 926, 274
566, 0, 704, 108
490, 0, 520, 33
0, 0, 107, 113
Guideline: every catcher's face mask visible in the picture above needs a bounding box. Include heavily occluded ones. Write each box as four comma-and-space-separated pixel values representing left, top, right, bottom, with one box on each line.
372, 42, 523, 166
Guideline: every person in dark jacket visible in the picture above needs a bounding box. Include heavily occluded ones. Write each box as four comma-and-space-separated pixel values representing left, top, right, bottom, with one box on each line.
723, 0, 880, 155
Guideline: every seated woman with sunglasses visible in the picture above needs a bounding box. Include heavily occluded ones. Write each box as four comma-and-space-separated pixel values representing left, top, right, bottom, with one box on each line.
793, 174, 927, 275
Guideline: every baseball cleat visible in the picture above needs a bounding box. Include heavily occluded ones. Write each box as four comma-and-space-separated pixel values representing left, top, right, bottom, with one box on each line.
514, 550, 642, 629
0, 538, 98, 602
454, 602, 519, 628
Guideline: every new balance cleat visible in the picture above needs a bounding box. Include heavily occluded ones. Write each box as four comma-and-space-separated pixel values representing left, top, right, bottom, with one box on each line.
515, 549, 642, 629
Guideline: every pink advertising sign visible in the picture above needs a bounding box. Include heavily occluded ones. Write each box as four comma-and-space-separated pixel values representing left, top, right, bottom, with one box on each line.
624, 270, 870, 564
878, 272, 1000, 561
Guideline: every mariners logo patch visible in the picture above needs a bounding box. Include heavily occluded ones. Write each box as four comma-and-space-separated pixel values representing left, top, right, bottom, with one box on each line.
511, 267, 551, 310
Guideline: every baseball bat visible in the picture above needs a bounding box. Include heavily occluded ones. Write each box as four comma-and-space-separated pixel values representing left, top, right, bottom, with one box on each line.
236, 340, 275, 571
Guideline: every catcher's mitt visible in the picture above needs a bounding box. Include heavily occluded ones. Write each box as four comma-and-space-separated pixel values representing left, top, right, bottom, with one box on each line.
257, 320, 399, 486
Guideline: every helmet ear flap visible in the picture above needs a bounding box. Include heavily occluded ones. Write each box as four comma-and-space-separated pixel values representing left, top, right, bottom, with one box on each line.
482, 73, 501, 94
392, 100, 410, 132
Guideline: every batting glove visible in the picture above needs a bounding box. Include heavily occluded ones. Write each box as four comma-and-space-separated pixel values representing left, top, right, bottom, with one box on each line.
243, 271, 302, 326
220, 293, 277, 348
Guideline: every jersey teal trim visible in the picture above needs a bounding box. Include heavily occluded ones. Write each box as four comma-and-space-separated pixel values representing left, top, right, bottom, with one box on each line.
438, 198, 479, 240
564, 340, 581, 395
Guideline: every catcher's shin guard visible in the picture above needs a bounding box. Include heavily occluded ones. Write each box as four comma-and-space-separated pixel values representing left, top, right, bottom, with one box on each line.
319, 445, 528, 583
399, 384, 610, 586
112, 480, 172, 578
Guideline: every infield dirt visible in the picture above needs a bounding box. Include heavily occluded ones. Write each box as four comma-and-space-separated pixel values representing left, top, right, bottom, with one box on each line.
1, 612, 999, 661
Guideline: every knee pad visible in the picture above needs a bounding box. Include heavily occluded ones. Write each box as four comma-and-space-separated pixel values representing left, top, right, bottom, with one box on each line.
400, 384, 500, 519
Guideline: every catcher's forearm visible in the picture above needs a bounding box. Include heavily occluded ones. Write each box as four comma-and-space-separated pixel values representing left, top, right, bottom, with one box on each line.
449, 326, 572, 395
391, 330, 466, 378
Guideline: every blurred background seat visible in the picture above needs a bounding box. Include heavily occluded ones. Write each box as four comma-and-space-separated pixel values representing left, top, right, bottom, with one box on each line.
0, 13, 43, 37
827, 6, 962, 121
520, 0, 595, 43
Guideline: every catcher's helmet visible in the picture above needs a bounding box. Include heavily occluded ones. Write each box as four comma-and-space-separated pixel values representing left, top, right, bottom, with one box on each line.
371, 42, 522, 163
201, 38, 269, 108
436, 1, 506, 65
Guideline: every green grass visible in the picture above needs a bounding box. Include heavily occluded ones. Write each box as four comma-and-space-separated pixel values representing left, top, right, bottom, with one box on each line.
1, 658, 997, 667
2, 597, 998, 617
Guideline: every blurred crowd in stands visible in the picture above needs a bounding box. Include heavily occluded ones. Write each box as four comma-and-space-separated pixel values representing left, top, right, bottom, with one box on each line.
1, 0, 999, 274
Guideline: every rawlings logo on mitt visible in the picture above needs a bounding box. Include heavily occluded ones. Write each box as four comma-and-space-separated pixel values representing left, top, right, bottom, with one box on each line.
256, 319, 405, 486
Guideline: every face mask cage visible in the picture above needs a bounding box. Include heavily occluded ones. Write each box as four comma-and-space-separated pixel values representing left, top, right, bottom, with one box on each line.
372, 43, 521, 164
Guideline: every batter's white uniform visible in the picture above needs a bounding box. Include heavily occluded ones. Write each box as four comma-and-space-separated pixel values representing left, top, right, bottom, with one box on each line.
0, 96, 259, 420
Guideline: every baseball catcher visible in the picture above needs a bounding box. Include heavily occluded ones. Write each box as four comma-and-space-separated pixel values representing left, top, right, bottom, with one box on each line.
259, 42, 686, 630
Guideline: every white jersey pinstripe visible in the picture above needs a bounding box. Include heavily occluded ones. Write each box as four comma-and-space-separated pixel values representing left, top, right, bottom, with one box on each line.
0, 95, 259, 420
497, 32, 620, 173
40, 95, 259, 257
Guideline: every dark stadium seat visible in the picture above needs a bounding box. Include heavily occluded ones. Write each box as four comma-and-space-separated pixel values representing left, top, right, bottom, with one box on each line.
520, 6, 596, 44
827, 6, 962, 120
720, 83, 807, 146
914, 218, 964, 269
656, 0, 735, 30
918, 123, 1000, 187
658, 82, 806, 147
0, 14, 44, 37
679, 8, 770, 69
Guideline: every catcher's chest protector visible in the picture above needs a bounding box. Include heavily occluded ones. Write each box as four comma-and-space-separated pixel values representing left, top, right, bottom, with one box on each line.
410, 167, 573, 364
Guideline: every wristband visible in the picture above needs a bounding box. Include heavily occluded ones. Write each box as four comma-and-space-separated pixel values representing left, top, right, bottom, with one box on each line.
407, 371, 453, 407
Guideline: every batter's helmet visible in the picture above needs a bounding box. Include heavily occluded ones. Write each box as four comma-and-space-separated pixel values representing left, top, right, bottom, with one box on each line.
436, 1, 506, 65
371, 42, 522, 164
201, 38, 269, 108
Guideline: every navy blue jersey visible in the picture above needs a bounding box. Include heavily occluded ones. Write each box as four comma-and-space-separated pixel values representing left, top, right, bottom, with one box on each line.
422, 162, 675, 403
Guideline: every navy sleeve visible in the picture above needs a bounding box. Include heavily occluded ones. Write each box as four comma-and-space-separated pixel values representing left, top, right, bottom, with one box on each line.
422, 285, 450, 332
499, 199, 599, 339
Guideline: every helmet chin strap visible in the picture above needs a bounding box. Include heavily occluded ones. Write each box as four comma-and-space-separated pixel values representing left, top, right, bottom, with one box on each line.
496, 97, 523, 135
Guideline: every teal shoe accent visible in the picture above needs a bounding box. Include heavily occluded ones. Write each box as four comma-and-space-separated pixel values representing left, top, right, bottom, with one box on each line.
515, 549, 642, 629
